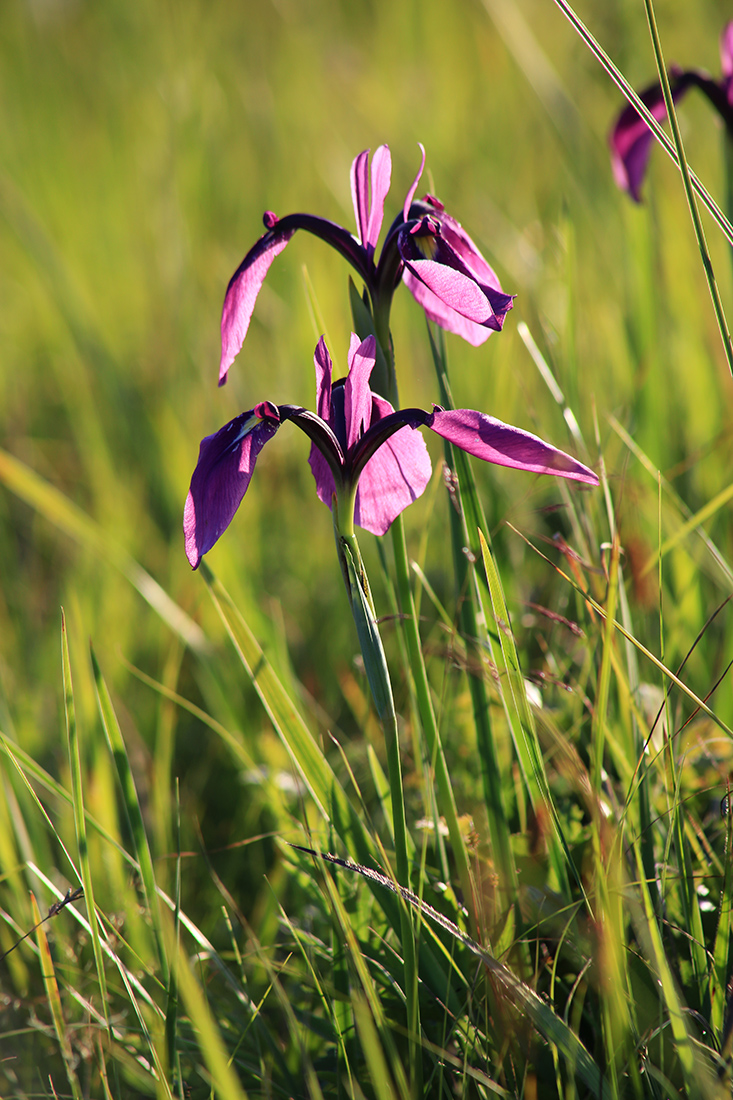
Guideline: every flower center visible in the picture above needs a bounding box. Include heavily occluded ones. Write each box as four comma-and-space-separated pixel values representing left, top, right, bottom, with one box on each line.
409, 216, 440, 261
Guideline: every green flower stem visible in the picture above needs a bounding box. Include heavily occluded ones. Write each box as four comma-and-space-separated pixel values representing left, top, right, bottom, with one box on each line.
389, 513, 479, 931
427, 327, 518, 901
336, 530, 421, 1091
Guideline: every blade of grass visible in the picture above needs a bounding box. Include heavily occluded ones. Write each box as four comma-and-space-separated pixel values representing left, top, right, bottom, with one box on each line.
642, 0, 733, 376
199, 561, 377, 864
167, 920, 250, 1100
318, 868, 411, 1100
91, 645, 169, 987
352, 996, 400, 1100
631, 844, 717, 1099
388, 512, 479, 932
30, 891, 83, 1100
61, 615, 111, 1035
477, 530, 583, 911
711, 810, 733, 1036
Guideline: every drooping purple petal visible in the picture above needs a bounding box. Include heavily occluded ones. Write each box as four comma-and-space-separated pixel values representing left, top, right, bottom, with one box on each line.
309, 338, 339, 512
184, 403, 281, 568
609, 76, 693, 202
428, 409, 598, 485
431, 202, 510, 302
399, 220, 514, 344
219, 224, 295, 385
353, 394, 431, 535
402, 272, 504, 346
403, 258, 500, 324
344, 334, 376, 449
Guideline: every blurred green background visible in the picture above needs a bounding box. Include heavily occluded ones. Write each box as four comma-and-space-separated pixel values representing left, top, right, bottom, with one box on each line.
2, 0, 733, 1087
1, 0, 731, 859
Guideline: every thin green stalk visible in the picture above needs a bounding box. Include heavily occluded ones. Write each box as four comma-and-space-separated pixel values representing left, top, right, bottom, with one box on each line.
426, 327, 521, 900
389, 513, 479, 930
337, 533, 421, 1095
91, 647, 170, 989
643, 0, 733, 376
444, 461, 517, 898
550, 0, 733, 248
61, 614, 111, 1033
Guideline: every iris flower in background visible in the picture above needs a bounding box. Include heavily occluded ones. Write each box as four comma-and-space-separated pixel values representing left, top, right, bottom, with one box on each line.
218, 145, 514, 386
184, 334, 598, 570
610, 21, 733, 202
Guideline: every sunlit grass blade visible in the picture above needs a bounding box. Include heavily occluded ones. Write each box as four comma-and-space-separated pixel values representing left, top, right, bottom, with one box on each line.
198, 561, 423, 946
711, 812, 733, 1036
31, 891, 83, 1100
61, 613, 112, 1055
318, 867, 411, 1100
591, 535, 619, 796
91, 644, 169, 987
167, 919, 250, 1100
641, 481, 733, 583
388, 512, 478, 932
516, 322, 587, 454
477, 530, 577, 906
0, 446, 206, 652
631, 843, 718, 1099
352, 995, 400, 1100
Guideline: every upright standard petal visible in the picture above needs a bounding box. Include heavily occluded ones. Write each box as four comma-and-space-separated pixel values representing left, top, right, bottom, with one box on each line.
309, 338, 337, 508
219, 220, 295, 385
609, 77, 693, 202
184, 403, 281, 568
402, 143, 426, 223
351, 146, 392, 254
353, 395, 431, 535
313, 336, 333, 422
428, 409, 598, 485
344, 334, 377, 449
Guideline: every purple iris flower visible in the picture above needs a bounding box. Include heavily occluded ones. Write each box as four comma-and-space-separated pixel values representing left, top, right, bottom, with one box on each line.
184, 335, 598, 569
610, 22, 733, 202
218, 145, 514, 386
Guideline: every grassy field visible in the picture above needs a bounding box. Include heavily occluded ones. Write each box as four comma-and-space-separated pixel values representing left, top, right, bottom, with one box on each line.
2, 0, 733, 1096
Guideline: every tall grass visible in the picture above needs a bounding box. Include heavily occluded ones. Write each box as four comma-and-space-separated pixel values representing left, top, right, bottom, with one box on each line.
1, 0, 733, 1096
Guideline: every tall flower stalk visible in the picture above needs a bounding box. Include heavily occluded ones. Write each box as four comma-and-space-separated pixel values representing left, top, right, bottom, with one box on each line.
185, 144, 598, 1088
